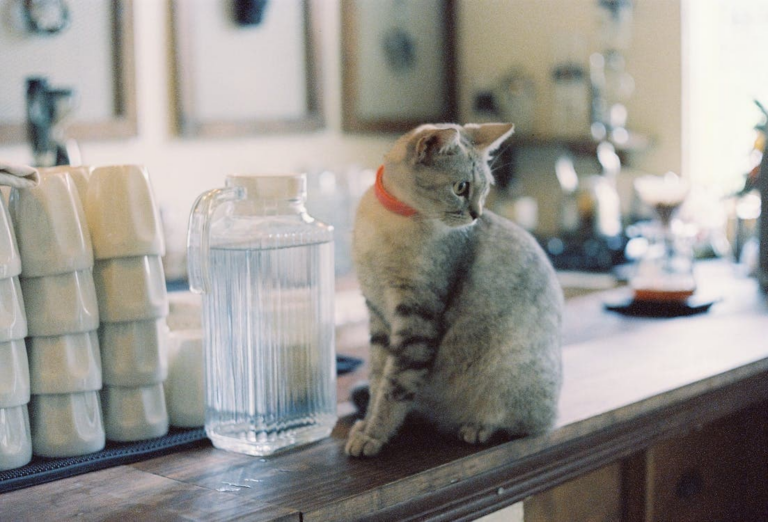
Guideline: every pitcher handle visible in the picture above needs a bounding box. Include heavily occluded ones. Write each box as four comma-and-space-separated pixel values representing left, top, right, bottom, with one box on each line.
187, 186, 244, 294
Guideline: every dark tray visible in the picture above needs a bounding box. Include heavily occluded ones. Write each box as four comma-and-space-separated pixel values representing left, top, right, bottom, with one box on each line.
604, 294, 719, 318
0, 355, 363, 495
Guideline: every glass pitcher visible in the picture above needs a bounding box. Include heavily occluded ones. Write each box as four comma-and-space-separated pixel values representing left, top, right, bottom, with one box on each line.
187, 174, 336, 456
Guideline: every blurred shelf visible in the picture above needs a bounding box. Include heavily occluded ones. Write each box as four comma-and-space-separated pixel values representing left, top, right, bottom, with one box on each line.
510, 131, 651, 155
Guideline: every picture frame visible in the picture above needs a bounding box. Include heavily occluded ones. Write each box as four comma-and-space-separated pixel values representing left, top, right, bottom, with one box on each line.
171, 0, 324, 137
341, 0, 457, 133
0, 0, 137, 144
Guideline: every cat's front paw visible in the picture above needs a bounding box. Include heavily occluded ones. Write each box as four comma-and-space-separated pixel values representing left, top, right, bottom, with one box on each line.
345, 421, 385, 457
458, 424, 495, 445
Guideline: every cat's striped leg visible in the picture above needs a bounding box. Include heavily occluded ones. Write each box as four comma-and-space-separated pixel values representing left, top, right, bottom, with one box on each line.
365, 308, 390, 401
346, 299, 440, 457
347, 310, 389, 446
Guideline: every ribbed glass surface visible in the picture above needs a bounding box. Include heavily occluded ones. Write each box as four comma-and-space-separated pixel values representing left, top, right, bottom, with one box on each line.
203, 218, 336, 456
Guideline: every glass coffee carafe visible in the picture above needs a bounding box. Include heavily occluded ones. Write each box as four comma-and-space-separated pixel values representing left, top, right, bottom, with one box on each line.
631, 172, 696, 302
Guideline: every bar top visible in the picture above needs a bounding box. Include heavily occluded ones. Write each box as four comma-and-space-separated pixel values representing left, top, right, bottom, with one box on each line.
2, 262, 767, 521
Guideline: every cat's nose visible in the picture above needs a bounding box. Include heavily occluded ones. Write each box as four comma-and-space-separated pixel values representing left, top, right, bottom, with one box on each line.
469, 201, 483, 221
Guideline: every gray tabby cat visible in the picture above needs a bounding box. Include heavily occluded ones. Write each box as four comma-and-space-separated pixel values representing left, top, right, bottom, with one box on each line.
345, 123, 563, 458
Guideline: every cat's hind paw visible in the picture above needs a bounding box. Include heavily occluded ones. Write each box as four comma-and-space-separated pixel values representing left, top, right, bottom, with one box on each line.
458, 424, 495, 445
345, 421, 385, 457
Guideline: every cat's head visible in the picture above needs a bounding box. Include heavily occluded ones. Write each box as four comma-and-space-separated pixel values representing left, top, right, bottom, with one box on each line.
383, 123, 514, 227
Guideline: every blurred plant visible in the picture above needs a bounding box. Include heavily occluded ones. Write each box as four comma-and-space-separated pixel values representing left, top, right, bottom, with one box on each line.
737, 99, 766, 196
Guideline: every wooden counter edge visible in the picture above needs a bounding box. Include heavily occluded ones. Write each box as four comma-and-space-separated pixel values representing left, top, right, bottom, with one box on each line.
317, 369, 768, 522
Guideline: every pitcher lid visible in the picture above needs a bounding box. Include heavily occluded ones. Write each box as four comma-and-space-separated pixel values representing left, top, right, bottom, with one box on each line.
225, 174, 306, 201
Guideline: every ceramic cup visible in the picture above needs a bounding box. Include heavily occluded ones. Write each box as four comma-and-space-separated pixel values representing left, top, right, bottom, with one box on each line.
21, 269, 100, 337
27, 330, 102, 395
0, 405, 32, 471
102, 383, 169, 442
164, 330, 204, 428
0, 276, 27, 343
93, 255, 168, 323
39, 165, 91, 205
167, 291, 203, 331
85, 165, 165, 260
99, 318, 168, 387
0, 339, 30, 408
9, 171, 93, 278
29, 391, 105, 458
0, 197, 21, 280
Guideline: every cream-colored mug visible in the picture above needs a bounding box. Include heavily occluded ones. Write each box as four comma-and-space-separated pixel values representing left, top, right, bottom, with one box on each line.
0, 405, 32, 471
0, 277, 27, 343
164, 329, 204, 428
0, 339, 30, 408
27, 330, 102, 395
92, 255, 169, 323
99, 318, 168, 387
101, 383, 169, 442
9, 171, 93, 278
38, 165, 91, 206
21, 269, 100, 337
85, 165, 165, 260
29, 391, 105, 458
0, 197, 21, 280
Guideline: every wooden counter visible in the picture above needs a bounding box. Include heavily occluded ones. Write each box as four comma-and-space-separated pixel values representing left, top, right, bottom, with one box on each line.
2, 263, 767, 521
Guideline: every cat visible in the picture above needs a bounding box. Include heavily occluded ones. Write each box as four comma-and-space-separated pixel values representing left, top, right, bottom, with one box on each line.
345, 123, 563, 458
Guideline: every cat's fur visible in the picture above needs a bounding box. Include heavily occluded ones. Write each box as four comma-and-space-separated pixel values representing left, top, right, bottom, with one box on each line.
346, 123, 563, 458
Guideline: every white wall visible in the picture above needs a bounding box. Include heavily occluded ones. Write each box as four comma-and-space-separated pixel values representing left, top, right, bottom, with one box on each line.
625, 0, 682, 175
458, 0, 682, 176
0, 0, 682, 225
0, 0, 396, 222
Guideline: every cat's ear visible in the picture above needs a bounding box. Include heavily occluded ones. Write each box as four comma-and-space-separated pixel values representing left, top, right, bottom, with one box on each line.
464, 123, 514, 153
414, 127, 460, 164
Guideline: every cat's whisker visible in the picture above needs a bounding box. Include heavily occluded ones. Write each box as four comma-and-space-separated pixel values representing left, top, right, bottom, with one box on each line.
489, 160, 514, 173
489, 142, 513, 166
488, 150, 514, 171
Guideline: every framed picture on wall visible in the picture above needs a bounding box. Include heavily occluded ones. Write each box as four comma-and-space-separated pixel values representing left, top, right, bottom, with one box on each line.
341, 0, 457, 133
172, 0, 324, 137
0, 0, 136, 144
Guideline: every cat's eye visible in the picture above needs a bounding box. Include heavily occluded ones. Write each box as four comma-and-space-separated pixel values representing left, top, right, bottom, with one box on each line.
453, 181, 469, 196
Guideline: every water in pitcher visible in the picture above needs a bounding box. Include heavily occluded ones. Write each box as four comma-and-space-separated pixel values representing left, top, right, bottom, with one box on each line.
203, 240, 336, 456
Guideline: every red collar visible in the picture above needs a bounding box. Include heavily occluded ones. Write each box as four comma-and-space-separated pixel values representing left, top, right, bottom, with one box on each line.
374, 165, 418, 217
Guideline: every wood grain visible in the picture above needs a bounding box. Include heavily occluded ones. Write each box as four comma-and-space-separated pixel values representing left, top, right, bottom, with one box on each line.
0, 466, 298, 521
645, 404, 768, 522
1, 262, 766, 520
524, 463, 622, 522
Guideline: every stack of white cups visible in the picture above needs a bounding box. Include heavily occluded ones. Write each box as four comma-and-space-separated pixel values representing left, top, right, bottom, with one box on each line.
10, 169, 105, 458
85, 165, 170, 442
0, 194, 32, 470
